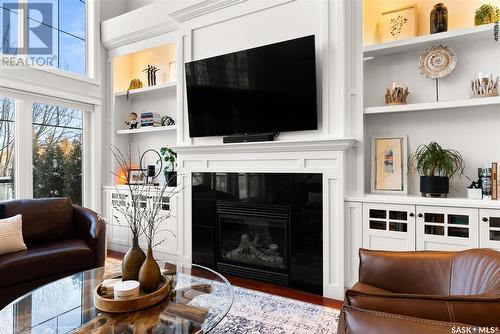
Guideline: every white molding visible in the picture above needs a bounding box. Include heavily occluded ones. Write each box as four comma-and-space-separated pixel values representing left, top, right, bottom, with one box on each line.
102, 21, 179, 50
173, 138, 357, 155
169, 0, 248, 22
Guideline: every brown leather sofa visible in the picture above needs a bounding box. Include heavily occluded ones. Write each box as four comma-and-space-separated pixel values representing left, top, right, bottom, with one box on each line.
0, 198, 106, 308
338, 248, 500, 333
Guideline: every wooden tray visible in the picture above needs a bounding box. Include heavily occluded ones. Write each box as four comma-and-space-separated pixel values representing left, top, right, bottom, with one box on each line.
94, 275, 172, 313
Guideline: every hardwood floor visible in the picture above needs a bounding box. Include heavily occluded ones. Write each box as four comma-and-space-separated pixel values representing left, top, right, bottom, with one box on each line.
107, 250, 343, 309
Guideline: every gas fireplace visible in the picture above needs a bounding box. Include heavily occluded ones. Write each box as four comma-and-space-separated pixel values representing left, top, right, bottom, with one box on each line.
192, 172, 323, 294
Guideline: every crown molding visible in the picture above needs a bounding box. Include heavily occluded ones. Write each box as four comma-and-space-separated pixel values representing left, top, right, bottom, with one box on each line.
168, 0, 247, 22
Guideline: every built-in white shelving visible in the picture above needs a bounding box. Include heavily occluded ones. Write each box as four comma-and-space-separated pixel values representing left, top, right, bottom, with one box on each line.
364, 96, 500, 115
363, 23, 496, 58
115, 82, 177, 97
115, 125, 177, 135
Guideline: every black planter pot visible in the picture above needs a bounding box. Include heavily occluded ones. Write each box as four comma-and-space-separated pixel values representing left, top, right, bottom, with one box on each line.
166, 171, 177, 187
420, 176, 449, 197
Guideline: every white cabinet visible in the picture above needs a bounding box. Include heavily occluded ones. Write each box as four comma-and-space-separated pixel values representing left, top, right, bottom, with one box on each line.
416, 206, 478, 251
362, 203, 416, 251
110, 192, 131, 246
479, 209, 500, 251
345, 201, 362, 287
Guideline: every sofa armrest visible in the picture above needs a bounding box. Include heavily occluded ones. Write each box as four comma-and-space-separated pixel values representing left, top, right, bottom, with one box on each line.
73, 205, 106, 267
345, 289, 500, 328
358, 248, 454, 295
337, 305, 483, 334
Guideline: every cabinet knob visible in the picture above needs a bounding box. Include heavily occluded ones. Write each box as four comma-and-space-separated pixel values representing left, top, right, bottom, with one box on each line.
418, 213, 423, 218
482, 217, 488, 222
409, 213, 415, 217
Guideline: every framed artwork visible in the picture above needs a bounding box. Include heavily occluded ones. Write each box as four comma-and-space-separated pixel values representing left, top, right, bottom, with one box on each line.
168, 61, 177, 83
371, 136, 408, 194
380, 5, 417, 43
127, 169, 146, 185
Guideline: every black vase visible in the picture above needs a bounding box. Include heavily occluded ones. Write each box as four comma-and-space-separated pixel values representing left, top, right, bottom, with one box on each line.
166, 171, 177, 187
420, 176, 449, 197
430, 3, 448, 34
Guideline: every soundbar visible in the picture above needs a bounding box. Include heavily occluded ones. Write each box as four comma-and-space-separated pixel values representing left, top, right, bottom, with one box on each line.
223, 133, 274, 144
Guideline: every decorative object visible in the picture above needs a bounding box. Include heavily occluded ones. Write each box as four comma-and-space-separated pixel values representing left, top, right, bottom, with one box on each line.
384, 82, 409, 105
430, 3, 448, 34
371, 136, 408, 194
94, 275, 173, 313
471, 73, 499, 98
127, 169, 146, 185
161, 115, 176, 126
0, 214, 27, 256
139, 149, 162, 185
467, 187, 483, 200
168, 61, 177, 82
474, 4, 500, 26
138, 248, 162, 293
140, 111, 161, 127
492, 162, 498, 200
380, 5, 417, 43
143, 65, 160, 86
409, 142, 465, 198
113, 280, 140, 300
125, 112, 138, 129
419, 45, 457, 79
160, 146, 177, 187
126, 79, 143, 100
122, 237, 146, 281
479, 167, 492, 200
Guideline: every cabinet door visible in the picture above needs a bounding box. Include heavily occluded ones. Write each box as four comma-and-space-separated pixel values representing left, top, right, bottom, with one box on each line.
154, 194, 179, 256
363, 203, 416, 251
416, 206, 478, 251
110, 192, 130, 246
479, 209, 500, 251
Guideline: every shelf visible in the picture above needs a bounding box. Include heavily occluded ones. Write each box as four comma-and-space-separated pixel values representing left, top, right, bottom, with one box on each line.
346, 194, 500, 210
363, 23, 496, 58
115, 82, 176, 97
116, 126, 177, 135
364, 96, 500, 115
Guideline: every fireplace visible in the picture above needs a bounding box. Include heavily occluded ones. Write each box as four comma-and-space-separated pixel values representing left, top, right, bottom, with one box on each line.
192, 172, 323, 294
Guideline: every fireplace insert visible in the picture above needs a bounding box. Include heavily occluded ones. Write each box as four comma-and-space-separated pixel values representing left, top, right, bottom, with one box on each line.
192, 172, 322, 294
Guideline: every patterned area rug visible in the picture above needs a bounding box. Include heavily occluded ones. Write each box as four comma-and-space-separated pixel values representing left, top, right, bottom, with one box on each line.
105, 258, 339, 334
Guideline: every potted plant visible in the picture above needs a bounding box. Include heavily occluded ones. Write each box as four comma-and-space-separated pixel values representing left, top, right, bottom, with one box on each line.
409, 142, 465, 198
474, 4, 500, 26
160, 146, 177, 187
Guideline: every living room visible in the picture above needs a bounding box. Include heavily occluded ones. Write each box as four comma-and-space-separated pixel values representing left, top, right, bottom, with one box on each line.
0, 0, 499, 333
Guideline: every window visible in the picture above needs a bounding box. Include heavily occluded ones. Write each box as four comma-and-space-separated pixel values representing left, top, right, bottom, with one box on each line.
32, 102, 83, 204
0, 96, 15, 200
1, 0, 87, 76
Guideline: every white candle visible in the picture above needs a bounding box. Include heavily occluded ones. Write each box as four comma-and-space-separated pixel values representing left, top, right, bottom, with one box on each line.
114, 280, 140, 300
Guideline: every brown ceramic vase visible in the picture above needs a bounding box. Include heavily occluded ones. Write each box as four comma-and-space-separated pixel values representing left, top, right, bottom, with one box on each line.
122, 236, 146, 281
138, 247, 161, 293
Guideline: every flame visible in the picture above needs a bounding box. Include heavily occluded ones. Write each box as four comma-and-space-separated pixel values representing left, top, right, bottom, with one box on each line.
115, 163, 139, 185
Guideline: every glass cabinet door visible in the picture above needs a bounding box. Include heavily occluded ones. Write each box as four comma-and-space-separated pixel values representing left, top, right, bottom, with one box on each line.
479, 209, 500, 251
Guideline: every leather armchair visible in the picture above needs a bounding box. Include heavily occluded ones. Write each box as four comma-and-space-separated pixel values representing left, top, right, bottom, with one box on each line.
338, 248, 500, 333
0, 198, 106, 309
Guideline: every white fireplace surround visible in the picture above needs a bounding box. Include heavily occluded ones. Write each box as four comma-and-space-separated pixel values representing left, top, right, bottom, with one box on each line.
174, 137, 356, 300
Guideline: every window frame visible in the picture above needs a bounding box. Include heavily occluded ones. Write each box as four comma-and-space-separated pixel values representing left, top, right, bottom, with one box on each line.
0, 88, 92, 207
1, 0, 99, 83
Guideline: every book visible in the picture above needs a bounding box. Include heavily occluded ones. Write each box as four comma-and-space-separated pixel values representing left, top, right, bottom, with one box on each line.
492, 162, 498, 200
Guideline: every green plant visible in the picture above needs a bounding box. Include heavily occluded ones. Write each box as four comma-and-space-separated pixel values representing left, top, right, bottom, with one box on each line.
160, 146, 177, 174
409, 142, 465, 178
475, 4, 500, 25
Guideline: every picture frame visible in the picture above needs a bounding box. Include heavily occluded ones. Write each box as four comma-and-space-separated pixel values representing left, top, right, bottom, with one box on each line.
168, 61, 177, 83
127, 169, 147, 185
379, 4, 417, 43
371, 136, 408, 194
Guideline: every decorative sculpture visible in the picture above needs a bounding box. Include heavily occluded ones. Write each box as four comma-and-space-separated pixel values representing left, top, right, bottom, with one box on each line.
143, 65, 160, 86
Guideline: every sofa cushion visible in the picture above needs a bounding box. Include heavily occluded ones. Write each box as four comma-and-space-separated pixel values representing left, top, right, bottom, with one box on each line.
0, 198, 74, 245
0, 239, 93, 288
0, 214, 27, 256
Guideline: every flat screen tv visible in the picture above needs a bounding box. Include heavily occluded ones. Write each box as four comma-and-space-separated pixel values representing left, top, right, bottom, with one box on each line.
185, 35, 317, 138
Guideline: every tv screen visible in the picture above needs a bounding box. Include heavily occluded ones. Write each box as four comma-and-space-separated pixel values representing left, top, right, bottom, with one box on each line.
185, 35, 317, 138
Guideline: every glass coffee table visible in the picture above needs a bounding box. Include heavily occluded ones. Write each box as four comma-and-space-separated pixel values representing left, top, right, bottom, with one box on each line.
0, 262, 233, 333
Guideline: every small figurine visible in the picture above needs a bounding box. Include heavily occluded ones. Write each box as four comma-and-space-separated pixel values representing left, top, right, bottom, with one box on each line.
125, 112, 138, 129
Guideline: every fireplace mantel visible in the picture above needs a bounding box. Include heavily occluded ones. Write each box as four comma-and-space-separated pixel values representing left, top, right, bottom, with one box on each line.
174, 136, 356, 300
173, 137, 357, 155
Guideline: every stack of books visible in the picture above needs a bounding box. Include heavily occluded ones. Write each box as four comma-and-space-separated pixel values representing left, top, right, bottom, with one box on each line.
140, 112, 161, 127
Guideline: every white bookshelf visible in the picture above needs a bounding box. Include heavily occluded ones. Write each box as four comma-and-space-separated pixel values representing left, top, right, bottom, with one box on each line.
364, 96, 500, 115
115, 82, 177, 97
363, 23, 496, 58
115, 125, 177, 135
